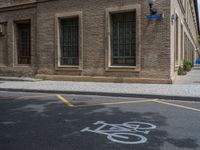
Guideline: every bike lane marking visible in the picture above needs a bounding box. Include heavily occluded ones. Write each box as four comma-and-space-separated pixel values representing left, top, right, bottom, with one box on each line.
81, 121, 157, 145
153, 100, 200, 113
56, 95, 76, 108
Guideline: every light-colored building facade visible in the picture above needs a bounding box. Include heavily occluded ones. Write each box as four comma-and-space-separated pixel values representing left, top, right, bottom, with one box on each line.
0, 0, 199, 83
171, 0, 199, 79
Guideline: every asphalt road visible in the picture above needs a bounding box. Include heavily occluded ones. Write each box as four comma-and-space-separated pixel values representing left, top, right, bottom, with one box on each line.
0, 91, 200, 150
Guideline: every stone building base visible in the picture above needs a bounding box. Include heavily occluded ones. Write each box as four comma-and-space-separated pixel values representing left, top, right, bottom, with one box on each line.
36, 74, 173, 84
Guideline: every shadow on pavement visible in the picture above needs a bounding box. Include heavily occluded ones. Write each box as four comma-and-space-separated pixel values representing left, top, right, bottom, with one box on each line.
0, 97, 199, 150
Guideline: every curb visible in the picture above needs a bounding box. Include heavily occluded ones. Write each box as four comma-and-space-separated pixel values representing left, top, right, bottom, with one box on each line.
0, 88, 200, 102
0, 78, 42, 82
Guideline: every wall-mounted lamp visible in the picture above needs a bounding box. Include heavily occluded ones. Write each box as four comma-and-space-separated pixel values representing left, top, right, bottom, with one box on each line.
148, 0, 157, 15
171, 14, 177, 23
146, 0, 164, 19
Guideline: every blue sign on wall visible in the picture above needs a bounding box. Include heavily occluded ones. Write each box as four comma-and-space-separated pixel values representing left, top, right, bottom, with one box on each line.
146, 15, 162, 19
196, 59, 200, 64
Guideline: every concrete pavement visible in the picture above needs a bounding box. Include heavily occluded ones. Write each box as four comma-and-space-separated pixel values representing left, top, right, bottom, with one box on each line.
0, 69, 199, 100
0, 91, 200, 150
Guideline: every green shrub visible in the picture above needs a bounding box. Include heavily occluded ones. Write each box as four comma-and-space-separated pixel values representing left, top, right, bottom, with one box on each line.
198, 35, 200, 44
177, 66, 187, 76
183, 60, 193, 72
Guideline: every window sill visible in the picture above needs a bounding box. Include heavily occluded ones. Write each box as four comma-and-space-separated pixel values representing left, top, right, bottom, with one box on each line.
106, 66, 140, 72
175, 65, 180, 68
0, 65, 7, 67
109, 65, 137, 69
175, 65, 180, 71
56, 65, 82, 71
14, 64, 31, 68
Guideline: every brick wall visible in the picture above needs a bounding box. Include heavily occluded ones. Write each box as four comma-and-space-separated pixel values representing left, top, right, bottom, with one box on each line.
0, 6, 36, 76
0, 0, 172, 81
36, 0, 171, 79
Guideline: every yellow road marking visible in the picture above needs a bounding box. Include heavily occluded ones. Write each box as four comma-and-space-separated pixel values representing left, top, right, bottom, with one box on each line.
55, 95, 200, 112
56, 95, 76, 108
17, 94, 54, 99
165, 100, 200, 104
16, 93, 200, 112
153, 100, 200, 112
75, 99, 156, 108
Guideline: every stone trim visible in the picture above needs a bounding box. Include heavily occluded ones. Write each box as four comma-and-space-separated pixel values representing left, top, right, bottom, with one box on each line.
13, 19, 33, 68
0, 3, 36, 12
0, 0, 55, 12
177, 0, 185, 14
55, 11, 83, 71
36, 74, 173, 84
105, 4, 141, 72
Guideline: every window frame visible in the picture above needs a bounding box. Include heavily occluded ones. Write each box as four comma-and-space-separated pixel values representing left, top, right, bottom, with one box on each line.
0, 22, 8, 67
14, 20, 32, 67
60, 17, 79, 66
55, 11, 83, 70
16, 22, 31, 65
105, 5, 141, 72
175, 14, 179, 67
110, 11, 137, 67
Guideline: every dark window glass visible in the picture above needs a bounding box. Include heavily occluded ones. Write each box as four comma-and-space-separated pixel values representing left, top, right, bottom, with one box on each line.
60, 17, 79, 66
17, 23, 31, 64
111, 11, 136, 66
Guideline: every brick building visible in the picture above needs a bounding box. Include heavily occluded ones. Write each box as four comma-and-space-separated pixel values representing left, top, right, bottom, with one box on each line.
0, 0, 199, 83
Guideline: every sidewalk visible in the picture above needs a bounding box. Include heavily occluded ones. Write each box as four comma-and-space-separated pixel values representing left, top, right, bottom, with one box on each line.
0, 69, 200, 100
175, 67, 200, 84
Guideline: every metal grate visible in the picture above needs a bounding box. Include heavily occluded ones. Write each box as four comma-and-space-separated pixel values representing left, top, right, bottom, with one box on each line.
60, 17, 79, 66
111, 11, 136, 66
17, 23, 31, 64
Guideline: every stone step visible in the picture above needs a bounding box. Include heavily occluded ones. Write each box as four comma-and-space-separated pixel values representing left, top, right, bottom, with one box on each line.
0, 76, 42, 82
194, 64, 200, 67
193, 64, 200, 70
193, 68, 200, 70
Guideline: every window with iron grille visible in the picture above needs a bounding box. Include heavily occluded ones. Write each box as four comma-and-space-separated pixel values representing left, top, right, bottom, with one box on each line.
17, 23, 31, 64
60, 17, 79, 66
111, 11, 136, 66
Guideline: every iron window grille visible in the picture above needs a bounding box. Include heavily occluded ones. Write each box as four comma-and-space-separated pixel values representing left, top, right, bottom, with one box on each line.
60, 17, 79, 66
111, 11, 136, 66
17, 23, 31, 65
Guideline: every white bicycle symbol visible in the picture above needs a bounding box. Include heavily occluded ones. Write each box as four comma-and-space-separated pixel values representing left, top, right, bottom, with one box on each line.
81, 121, 156, 145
